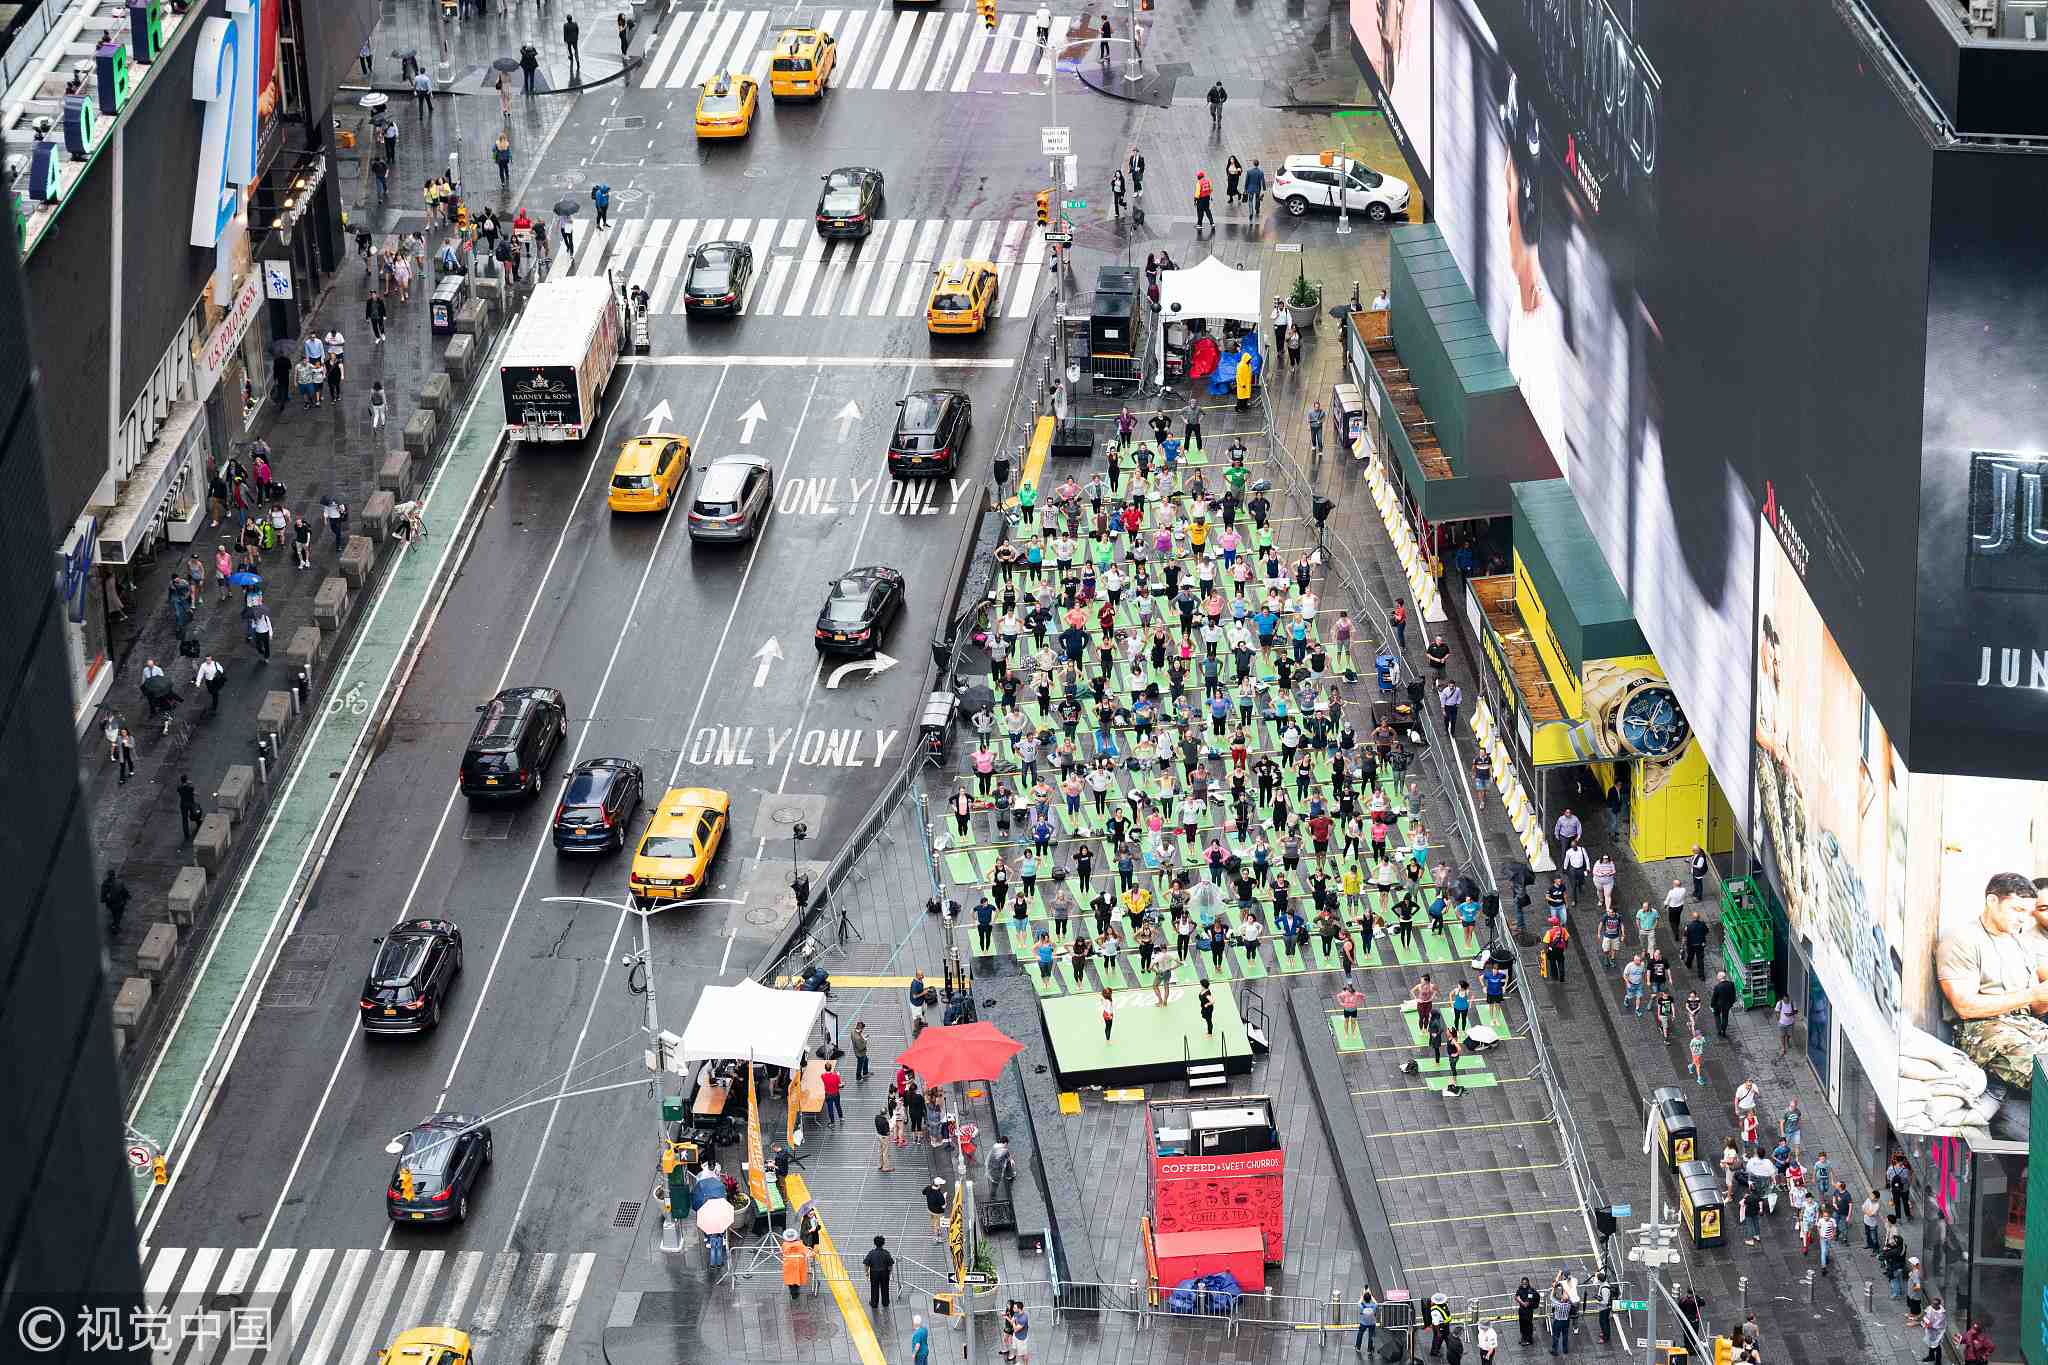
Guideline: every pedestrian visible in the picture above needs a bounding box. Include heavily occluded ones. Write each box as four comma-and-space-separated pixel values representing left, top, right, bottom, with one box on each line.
1690, 844, 1709, 900
382, 115, 399, 167
1591, 852, 1617, 912
1922, 1297, 1947, 1363
520, 42, 540, 94
1225, 154, 1243, 204
1664, 877, 1688, 940
1905, 1255, 1925, 1321
248, 605, 272, 660
1098, 11, 1113, 64
370, 154, 389, 205
1682, 910, 1710, 977
1206, 79, 1228, 128
113, 726, 137, 784
1305, 400, 1326, 459
370, 381, 388, 431
910, 1315, 930, 1365
1183, 396, 1203, 451
563, 13, 582, 81
325, 329, 346, 399
873, 1104, 894, 1171
178, 774, 205, 841
364, 291, 387, 343
618, 10, 636, 59
852, 1020, 870, 1080
1101, 986, 1116, 1041
820, 1060, 843, 1125
1514, 1278, 1538, 1345
494, 132, 512, 187
1959, 1320, 1993, 1365
1476, 1321, 1498, 1364
196, 654, 226, 712
101, 867, 131, 934
1244, 158, 1266, 218
1427, 1293, 1450, 1357
558, 211, 576, 256
1198, 982, 1214, 1034
925, 1177, 947, 1241
1687, 1025, 1706, 1084
1562, 839, 1589, 904
359, 37, 373, 77
863, 1235, 894, 1311
1270, 295, 1288, 365
1110, 168, 1127, 218
592, 180, 611, 229
1033, 3, 1051, 45
413, 67, 434, 118
777, 1228, 810, 1300
496, 71, 513, 122
1354, 1288, 1378, 1354
1194, 170, 1214, 228
1774, 992, 1798, 1055
1128, 146, 1145, 193
169, 574, 193, 633
1548, 1283, 1573, 1355
1392, 597, 1408, 649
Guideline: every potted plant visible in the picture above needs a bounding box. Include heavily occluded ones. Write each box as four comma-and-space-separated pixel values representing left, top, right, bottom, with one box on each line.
1287, 263, 1321, 333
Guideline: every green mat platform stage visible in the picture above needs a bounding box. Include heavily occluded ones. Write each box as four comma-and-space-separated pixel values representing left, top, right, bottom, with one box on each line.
1040, 982, 1257, 1089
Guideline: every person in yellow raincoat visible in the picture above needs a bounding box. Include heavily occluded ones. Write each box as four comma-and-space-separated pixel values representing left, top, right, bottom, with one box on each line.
1234, 349, 1254, 410
781, 1228, 812, 1300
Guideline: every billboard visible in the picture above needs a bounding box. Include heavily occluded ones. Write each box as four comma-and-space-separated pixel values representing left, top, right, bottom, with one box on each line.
1758, 517, 2048, 1147
1428, 0, 1939, 832
1351, 0, 1432, 188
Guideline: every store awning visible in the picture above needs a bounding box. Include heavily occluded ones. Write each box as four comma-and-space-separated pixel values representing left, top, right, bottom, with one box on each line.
678, 979, 825, 1070
96, 400, 205, 566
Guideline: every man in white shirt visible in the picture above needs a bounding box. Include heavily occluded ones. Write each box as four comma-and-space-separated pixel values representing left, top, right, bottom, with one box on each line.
1369, 288, 1389, 311
1664, 879, 1689, 940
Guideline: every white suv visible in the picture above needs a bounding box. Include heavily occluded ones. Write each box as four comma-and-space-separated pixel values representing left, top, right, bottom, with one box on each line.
1271, 155, 1411, 223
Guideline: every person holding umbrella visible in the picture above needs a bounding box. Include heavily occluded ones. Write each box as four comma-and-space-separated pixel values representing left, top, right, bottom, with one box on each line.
554, 198, 579, 256
695, 1194, 733, 1266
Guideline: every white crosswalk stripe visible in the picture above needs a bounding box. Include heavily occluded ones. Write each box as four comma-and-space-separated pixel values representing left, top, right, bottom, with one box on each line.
636, 6, 1055, 93
555, 215, 1045, 325
137, 1247, 595, 1365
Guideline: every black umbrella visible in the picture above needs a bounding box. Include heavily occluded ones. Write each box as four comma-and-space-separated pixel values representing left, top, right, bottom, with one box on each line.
270, 337, 301, 359
391, 46, 419, 60
553, 197, 581, 216
141, 675, 175, 702
1501, 858, 1534, 890
957, 683, 995, 715
491, 55, 522, 71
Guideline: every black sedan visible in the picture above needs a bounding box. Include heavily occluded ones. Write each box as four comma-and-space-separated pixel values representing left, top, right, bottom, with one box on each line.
552, 757, 645, 853
815, 167, 884, 240
815, 565, 905, 656
681, 240, 754, 316
887, 389, 971, 477
387, 1112, 492, 1225
359, 919, 464, 1034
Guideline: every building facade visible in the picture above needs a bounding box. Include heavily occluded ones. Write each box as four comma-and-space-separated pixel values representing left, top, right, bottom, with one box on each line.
1350, 0, 2048, 1339
5, 0, 372, 730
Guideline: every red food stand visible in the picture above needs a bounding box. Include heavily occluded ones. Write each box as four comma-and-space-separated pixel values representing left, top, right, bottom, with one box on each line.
1144, 1096, 1286, 1265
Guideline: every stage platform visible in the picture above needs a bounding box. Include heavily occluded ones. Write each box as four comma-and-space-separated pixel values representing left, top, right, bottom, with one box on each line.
1041, 983, 1256, 1089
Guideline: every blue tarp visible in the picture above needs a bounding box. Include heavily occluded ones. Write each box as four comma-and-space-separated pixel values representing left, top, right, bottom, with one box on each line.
1166, 1272, 1244, 1315
1206, 336, 1263, 396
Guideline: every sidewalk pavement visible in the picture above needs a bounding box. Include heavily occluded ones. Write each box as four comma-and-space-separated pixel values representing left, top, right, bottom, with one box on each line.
1072, 0, 1377, 110
89, 2, 575, 1075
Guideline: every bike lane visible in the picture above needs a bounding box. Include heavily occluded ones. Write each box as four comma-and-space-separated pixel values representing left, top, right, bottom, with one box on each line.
126, 357, 511, 1220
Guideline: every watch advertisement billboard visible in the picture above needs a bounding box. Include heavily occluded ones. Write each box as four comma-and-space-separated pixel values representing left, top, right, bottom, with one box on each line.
1757, 515, 2048, 1150
1350, 0, 1432, 193
1426, 0, 1939, 836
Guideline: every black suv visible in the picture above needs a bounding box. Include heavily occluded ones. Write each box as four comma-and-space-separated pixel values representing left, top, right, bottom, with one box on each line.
460, 687, 568, 800
386, 1112, 492, 1225
359, 919, 464, 1034
552, 757, 645, 853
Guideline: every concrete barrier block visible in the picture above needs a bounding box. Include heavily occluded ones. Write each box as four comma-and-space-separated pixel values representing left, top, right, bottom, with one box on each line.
363, 489, 396, 541
380, 446, 416, 496
313, 576, 349, 630
285, 624, 323, 674
112, 977, 152, 1030
471, 273, 505, 308
193, 813, 234, 874
137, 922, 178, 979
339, 533, 374, 589
417, 373, 452, 419
444, 334, 476, 384
456, 300, 488, 337
215, 766, 253, 825
255, 691, 292, 742
403, 409, 435, 460
168, 865, 207, 926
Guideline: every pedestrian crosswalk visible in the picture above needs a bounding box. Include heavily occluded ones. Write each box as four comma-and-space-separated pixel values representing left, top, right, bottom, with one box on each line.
636, 7, 1070, 94
549, 214, 1047, 324
137, 1245, 593, 1365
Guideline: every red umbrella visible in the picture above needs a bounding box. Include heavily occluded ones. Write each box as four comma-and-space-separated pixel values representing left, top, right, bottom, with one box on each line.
895, 1021, 1024, 1087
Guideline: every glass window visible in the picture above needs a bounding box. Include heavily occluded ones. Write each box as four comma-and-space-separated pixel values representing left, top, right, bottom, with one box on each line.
700, 87, 744, 114
640, 834, 697, 859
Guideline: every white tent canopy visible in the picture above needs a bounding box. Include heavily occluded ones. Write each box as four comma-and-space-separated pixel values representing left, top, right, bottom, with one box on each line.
1157, 255, 1263, 325
679, 979, 825, 1070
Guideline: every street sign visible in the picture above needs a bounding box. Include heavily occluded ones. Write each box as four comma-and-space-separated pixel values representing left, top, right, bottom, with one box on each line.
1610, 1203, 1633, 1218
1617, 1301, 1650, 1312
1041, 125, 1071, 156
952, 1270, 998, 1286
1063, 153, 1079, 189
1063, 199, 1087, 210
1042, 231, 1073, 245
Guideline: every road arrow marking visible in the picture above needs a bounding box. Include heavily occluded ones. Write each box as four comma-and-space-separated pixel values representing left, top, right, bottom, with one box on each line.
752, 637, 784, 688
826, 651, 898, 689
737, 400, 768, 444
832, 400, 862, 441
641, 398, 675, 433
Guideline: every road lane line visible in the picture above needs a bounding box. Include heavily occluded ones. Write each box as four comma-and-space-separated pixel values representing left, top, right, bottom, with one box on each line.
393, 1247, 446, 1332
924, 14, 969, 90
723, 10, 769, 80
142, 1247, 185, 1302
784, 1173, 889, 1365
297, 1248, 372, 1365
753, 256, 796, 315
338, 1251, 412, 1365
1038, 14, 1070, 73
832, 11, 870, 79
640, 11, 694, 87
665, 11, 724, 87
650, 218, 698, 313
627, 219, 670, 295
435, 1249, 488, 1323
471, 1252, 523, 1332
950, 17, 991, 91
537, 1253, 596, 1365
968, 219, 999, 261
1007, 14, 1039, 73
154, 1247, 220, 1365
984, 13, 1019, 71
224, 1248, 301, 1365
897, 10, 945, 90
185, 1247, 260, 1365
865, 11, 918, 88
246, 366, 641, 1257
685, 11, 746, 88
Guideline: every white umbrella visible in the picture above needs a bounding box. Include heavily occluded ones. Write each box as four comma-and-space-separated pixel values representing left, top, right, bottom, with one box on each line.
695, 1198, 735, 1234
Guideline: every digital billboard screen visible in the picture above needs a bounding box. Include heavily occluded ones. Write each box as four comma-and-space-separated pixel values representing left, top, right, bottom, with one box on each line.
1426, 0, 1938, 831
1350, 0, 1432, 189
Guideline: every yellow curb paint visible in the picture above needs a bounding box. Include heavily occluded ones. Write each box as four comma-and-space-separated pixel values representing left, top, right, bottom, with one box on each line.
784, 1173, 889, 1365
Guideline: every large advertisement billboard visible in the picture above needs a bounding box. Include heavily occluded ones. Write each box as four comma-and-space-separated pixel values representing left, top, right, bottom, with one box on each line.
1428, 0, 1938, 831
1758, 517, 2048, 1148
1351, 0, 1432, 189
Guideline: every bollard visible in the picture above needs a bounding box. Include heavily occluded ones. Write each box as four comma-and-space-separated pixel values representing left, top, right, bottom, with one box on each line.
290, 668, 306, 713
1804, 1269, 1816, 1304
1737, 1275, 1748, 1315
1864, 1279, 1874, 1311
1132, 1276, 1143, 1325
254, 735, 272, 786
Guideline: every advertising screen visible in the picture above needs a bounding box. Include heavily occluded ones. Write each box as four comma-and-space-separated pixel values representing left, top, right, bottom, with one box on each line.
1758, 517, 2048, 1148
1351, 0, 1432, 187
1428, 0, 1938, 833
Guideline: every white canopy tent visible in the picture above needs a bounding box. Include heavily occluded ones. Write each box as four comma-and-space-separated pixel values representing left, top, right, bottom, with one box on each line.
678, 979, 826, 1069
1154, 256, 1265, 386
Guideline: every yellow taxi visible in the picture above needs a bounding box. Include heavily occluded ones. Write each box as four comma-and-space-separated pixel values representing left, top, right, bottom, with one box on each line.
377, 1327, 473, 1365
768, 27, 836, 100
607, 434, 691, 513
629, 787, 730, 906
695, 73, 758, 138
925, 259, 1000, 336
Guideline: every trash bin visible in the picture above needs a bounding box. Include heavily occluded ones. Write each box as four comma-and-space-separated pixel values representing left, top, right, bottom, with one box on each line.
431, 274, 468, 334
1651, 1086, 1698, 1168
1675, 1159, 1725, 1247
1332, 382, 1363, 457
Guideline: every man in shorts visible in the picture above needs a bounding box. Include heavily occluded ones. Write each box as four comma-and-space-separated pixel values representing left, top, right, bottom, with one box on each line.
1598, 905, 1626, 966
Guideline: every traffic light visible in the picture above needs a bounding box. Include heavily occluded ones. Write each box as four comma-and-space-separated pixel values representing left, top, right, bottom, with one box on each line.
151, 1156, 168, 1186
398, 1168, 416, 1201
1035, 190, 1051, 227
1712, 1337, 1734, 1365
977, 0, 997, 30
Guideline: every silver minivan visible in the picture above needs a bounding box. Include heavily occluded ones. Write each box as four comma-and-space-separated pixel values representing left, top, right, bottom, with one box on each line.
686, 455, 775, 543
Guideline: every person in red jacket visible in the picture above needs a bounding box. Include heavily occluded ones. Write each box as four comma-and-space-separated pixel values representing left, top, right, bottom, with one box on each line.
819, 1061, 843, 1128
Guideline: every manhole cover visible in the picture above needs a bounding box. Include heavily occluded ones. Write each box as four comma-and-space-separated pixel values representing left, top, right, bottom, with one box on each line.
600, 115, 648, 129
743, 168, 768, 178
613, 1200, 643, 1228
745, 904, 782, 926
261, 967, 326, 1010
771, 807, 807, 825
283, 932, 339, 964
464, 812, 515, 841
